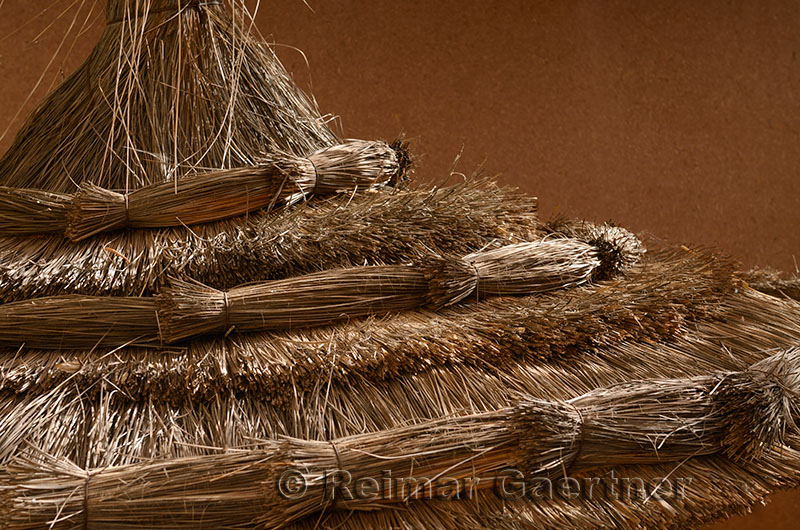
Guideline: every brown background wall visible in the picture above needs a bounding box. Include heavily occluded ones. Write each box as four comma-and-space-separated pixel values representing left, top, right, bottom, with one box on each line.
0, 1, 798, 527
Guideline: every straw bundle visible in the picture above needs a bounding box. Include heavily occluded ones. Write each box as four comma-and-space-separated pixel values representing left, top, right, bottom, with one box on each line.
0, 231, 641, 348
0, 139, 405, 241
2, 349, 797, 529
67, 139, 408, 240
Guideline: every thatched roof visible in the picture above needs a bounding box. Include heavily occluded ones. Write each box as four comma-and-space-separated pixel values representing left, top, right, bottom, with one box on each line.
1, 1, 799, 529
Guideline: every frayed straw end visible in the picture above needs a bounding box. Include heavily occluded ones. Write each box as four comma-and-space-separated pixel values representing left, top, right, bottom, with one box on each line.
585, 224, 645, 280
389, 138, 414, 187
309, 139, 405, 194
718, 348, 800, 461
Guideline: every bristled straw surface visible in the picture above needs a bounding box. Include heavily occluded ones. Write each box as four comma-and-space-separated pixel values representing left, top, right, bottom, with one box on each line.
2, 349, 798, 530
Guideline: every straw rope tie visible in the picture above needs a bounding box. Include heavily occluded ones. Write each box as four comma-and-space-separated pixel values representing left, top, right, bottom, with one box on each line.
565, 403, 586, 474
308, 157, 321, 195
222, 290, 231, 335
107, 1, 222, 24
82, 471, 96, 530
327, 440, 345, 508
469, 261, 483, 301
123, 193, 131, 226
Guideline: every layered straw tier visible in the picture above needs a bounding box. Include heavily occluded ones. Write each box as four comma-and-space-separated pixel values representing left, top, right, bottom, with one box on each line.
0, 227, 642, 349
2, 347, 800, 529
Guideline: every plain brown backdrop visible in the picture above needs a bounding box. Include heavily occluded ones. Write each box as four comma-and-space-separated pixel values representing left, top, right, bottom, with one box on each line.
0, 1, 798, 528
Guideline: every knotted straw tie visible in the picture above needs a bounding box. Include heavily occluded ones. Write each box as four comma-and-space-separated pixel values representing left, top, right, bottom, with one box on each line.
470, 261, 483, 302
222, 290, 231, 335
107, 0, 223, 25
83, 471, 97, 530
326, 440, 345, 507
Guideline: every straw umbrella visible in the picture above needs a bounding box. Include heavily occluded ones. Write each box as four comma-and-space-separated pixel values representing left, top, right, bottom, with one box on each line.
1, 2, 800, 529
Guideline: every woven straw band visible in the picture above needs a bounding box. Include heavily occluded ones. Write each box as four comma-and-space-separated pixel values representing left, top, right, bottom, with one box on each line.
0, 140, 409, 241
106, 0, 222, 24
0, 231, 643, 350
6, 348, 797, 528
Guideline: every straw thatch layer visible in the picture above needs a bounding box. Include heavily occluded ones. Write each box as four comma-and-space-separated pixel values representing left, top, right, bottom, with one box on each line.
2, 348, 799, 529
0, 232, 639, 349
0, 180, 539, 302
0, 246, 734, 404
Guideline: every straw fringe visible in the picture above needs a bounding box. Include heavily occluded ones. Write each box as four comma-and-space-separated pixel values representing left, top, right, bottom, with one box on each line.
2, 349, 798, 529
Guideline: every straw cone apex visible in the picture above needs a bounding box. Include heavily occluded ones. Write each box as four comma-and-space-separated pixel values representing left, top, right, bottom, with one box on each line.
0, 0, 337, 193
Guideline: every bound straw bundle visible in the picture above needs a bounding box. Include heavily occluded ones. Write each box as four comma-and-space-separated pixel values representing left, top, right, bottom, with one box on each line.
66, 140, 408, 240
3, 349, 797, 530
0, 140, 406, 241
0, 231, 642, 348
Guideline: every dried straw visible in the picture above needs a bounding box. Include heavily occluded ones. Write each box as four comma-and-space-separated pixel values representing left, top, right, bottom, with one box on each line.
0, 179, 539, 303
743, 266, 800, 302
0, 246, 739, 406
2, 349, 797, 529
0, 281, 798, 529
66, 140, 408, 240
1, 1, 797, 528
0, 231, 641, 348
0, 0, 337, 194
0, 140, 406, 241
